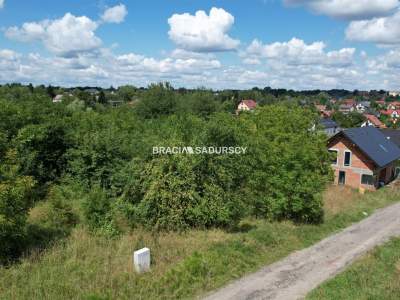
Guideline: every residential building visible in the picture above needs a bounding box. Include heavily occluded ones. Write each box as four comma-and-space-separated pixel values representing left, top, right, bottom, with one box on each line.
320, 118, 341, 137
338, 104, 354, 114
343, 99, 356, 106
52, 94, 63, 103
380, 109, 400, 119
375, 100, 386, 107
327, 127, 400, 190
389, 91, 400, 97
237, 99, 257, 112
361, 114, 386, 129
84, 88, 99, 95
355, 101, 370, 113
387, 101, 400, 110
315, 104, 332, 118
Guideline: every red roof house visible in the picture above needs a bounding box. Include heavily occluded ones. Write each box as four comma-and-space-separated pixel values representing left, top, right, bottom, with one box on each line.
237, 99, 257, 112
361, 114, 386, 129
380, 109, 400, 119
343, 99, 356, 106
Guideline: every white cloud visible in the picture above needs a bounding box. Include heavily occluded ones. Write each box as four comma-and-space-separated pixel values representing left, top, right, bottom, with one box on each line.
284, 0, 399, 20
5, 13, 102, 57
0, 42, 365, 90
0, 47, 224, 88
168, 7, 240, 52
0, 0, 4, 9
101, 4, 128, 24
243, 38, 355, 67
115, 51, 221, 74
0, 49, 20, 60
346, 11, 400, 45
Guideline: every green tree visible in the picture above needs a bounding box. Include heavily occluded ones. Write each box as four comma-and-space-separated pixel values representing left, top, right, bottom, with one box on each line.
14, 123, 70, 185
135, 83, 177, 118
0, 151, 35, 263
98, 91, 107, 105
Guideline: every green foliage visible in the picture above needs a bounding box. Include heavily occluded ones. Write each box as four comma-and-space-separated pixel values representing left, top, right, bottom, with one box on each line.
81, 186, 119, 236
14, 122, 70, 185
126, 155, 245, 230
0, 152, 35, 263
0, 84, 333, 239
115, 106, 331, 230
134, 82, 177, 118
243, 106, 331, 223
332, 111, 366, 128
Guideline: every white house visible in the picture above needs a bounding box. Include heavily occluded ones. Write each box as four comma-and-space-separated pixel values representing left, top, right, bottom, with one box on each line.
52, 95, 63, 103
237, 99, 257, 112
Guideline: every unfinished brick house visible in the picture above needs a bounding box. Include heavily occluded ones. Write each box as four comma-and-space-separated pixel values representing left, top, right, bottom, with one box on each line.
327, 127, 400, 190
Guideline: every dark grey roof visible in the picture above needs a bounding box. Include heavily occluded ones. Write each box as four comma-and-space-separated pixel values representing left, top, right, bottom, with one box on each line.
339, 127, 400, 168
380, 129, 400, 149
320, 118, 338, 129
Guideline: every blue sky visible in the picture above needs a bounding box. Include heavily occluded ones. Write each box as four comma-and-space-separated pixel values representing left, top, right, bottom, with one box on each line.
0, 0, 399, 90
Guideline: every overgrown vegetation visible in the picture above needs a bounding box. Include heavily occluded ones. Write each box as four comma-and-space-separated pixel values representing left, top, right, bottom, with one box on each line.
0, 186, 398, 299
0, 82, 333, 263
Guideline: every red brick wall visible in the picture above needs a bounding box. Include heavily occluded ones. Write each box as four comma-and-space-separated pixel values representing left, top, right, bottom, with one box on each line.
328, 137, 377, 190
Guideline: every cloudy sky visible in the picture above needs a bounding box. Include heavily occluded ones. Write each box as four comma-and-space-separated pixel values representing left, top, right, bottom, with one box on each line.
0, 0, 399, 90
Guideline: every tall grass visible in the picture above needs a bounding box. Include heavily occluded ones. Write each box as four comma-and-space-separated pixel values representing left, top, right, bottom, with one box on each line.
0, 185, 399, 300
307, 238, 400, 300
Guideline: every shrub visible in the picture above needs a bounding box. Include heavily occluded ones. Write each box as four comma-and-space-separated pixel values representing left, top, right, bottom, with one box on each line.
243, 105, 332, 223
81, 186, 119, 236
14, 122, 70, 185
119, 154, 245, 231
0, 176, 34, 263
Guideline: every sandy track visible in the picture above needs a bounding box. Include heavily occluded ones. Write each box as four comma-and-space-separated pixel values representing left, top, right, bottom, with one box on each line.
204, 202, 400, 300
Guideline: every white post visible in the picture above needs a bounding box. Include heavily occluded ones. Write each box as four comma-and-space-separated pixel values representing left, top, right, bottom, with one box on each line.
133, 247, 150, 273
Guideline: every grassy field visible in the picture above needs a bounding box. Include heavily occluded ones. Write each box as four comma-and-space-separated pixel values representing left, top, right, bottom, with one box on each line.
1, 185, 400, 300
307, 238, 400, 300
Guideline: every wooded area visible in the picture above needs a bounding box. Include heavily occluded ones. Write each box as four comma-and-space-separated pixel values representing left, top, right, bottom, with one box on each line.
0, 83, 333, 264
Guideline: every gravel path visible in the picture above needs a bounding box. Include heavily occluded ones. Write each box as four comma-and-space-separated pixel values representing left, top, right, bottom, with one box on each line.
204, 202, 400, 300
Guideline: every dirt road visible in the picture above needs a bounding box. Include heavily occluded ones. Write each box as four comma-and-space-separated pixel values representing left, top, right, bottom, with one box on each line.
204, 202, 400, 300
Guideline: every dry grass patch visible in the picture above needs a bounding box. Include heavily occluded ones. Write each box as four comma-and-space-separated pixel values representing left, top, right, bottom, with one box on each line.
323, 185, 364, 216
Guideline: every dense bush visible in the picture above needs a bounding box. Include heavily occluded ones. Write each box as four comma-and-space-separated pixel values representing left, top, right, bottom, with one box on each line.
14, 123, 70, 185
243, 106, 332, 223
0, 83, 333, 262
0, 153, 35, 263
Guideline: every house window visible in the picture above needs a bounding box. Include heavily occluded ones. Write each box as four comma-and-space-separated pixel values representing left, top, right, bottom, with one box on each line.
328, 149, 338, 165
361, 174, 374, 186
344, 151, 351, 166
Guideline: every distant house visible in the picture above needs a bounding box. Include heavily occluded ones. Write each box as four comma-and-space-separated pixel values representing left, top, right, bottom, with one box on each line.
375, 100, 386, 107
84, 88, 99, 95
343, 99, 357, 106
237, 99, 257, 112
338, 104, 355, 114
380, 109, 400, 119
320, 118, 341, 137
52, 94, 63, 103
387, 101, 400, 110
356, 101, 370, 113
327, 127, 400, 190
361, 114, 386, 129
